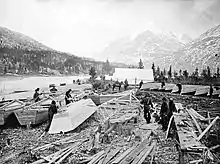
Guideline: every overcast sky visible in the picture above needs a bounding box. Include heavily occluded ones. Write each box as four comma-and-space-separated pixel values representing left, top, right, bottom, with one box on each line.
0, 0, 220, 58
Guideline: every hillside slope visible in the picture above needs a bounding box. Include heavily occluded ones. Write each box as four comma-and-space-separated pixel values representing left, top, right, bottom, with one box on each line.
97, 30, 185, 69
178, 24, 220, 72
0, 27, 103, 75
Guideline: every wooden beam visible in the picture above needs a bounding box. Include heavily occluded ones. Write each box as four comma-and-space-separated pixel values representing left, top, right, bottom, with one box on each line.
186, 109, 202, 134
88, 150, 105, 164
112, 146, 136, 164
136, 141, 156, 164
166, 115, 174, 139
197, 116, 219, 141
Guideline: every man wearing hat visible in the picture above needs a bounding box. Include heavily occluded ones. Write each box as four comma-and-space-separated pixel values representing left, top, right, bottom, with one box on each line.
33, 88, 42, 102
160, 97, 169, 131
140, 93, 154, 124
168, 98, 176, 120
65, 89, 73, 105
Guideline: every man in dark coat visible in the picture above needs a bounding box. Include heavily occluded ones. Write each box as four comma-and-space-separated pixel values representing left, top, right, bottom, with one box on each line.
160, 97, 169, 131
209, 84, 213, 98
139, 80, 143, 90
33, 88, 42, 102
124, 79, 129, 90
65, 89, 73, 105
176, 83, 182, 94
168, 98, 176, 120
140, 94, 154, 123
45, 100, 58, 132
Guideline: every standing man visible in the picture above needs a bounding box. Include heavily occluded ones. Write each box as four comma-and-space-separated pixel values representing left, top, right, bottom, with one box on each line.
124, 79, 129, 91
140, 94, 154, 124
65, 89, 73, 105
139, 80, 143, 90
168, 98, 176, 121
45, 100, 58, 132
33, 88, 42, 102
176, 83, 182, 94
160, 97, 169, 131
209, 84, 213, 98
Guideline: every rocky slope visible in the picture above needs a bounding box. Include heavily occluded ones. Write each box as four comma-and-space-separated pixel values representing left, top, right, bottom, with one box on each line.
97, 30, 186, 69
178, 24, 220, 73
98, 25, 220, 73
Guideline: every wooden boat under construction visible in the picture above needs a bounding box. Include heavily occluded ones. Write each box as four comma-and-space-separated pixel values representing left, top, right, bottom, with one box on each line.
0, 100, 25, 125
14, 97, 55, 126
89, 94, 124, 106
194, 86, 209, 97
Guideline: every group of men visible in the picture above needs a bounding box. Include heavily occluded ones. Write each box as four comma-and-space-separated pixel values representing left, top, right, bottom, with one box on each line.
33, 86, 75, 134
112, 79, 129, 91
140, 94, 177, 131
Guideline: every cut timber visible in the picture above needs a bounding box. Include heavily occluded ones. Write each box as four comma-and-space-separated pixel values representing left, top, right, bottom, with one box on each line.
189, 159, 203, 164
173, 113, 204, 150
55, 142, 81, 164
132, 141, 156, 164
112, 146, 136, 164
88, 150, 105, 164
189, 108, 206, 121
207, 111, 211, 124
103, 147, 121, 164
186, 109, 202, 134
197, 116, 219, 141
166, 115, 174, 139
120, 132, 152, 164
49, 99, 97, 134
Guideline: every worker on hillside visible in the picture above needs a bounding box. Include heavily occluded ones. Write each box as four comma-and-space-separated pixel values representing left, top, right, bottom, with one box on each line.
209, 84, 213, 98
160, 97, 169, 131
139, 80, 143, 90
65, 89, 73, 105
45, 100, 58, 132
168, 98, 176, 121
124, 79, 129, 90
33, 88, 42, 102
140, 93, 154, 124
50, 86, 58, 93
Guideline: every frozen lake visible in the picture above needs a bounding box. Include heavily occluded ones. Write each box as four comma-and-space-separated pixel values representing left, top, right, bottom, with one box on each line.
0, 75, 90, 95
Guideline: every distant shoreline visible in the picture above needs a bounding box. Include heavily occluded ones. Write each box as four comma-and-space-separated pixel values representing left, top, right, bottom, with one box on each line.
0, 73, 88, 81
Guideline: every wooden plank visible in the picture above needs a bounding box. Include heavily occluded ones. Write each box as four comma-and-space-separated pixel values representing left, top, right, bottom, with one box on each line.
197, 116, 219, 141
120, 133, 152, 164
104, 148, 121, 164
88, 150, 105, 164
112, 146, 136, 164
135, 141, 156, 164
186, 109, 202, 134
166, 115, 174, 139
55, 142, 81, 164
173, 114, 203, 150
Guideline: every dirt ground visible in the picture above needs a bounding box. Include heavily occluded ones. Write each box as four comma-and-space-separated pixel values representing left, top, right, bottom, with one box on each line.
0, 91, 220, 164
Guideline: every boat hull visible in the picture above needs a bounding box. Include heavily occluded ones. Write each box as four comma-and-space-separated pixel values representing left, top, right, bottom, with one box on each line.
14, 108, 48, 125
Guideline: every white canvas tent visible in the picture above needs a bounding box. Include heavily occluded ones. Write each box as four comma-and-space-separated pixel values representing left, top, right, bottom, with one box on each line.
49, 99, 97, 134
113, 68, 154, 85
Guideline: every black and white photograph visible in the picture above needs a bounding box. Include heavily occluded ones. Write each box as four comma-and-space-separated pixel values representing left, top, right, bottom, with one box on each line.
0, 0, 220, 163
